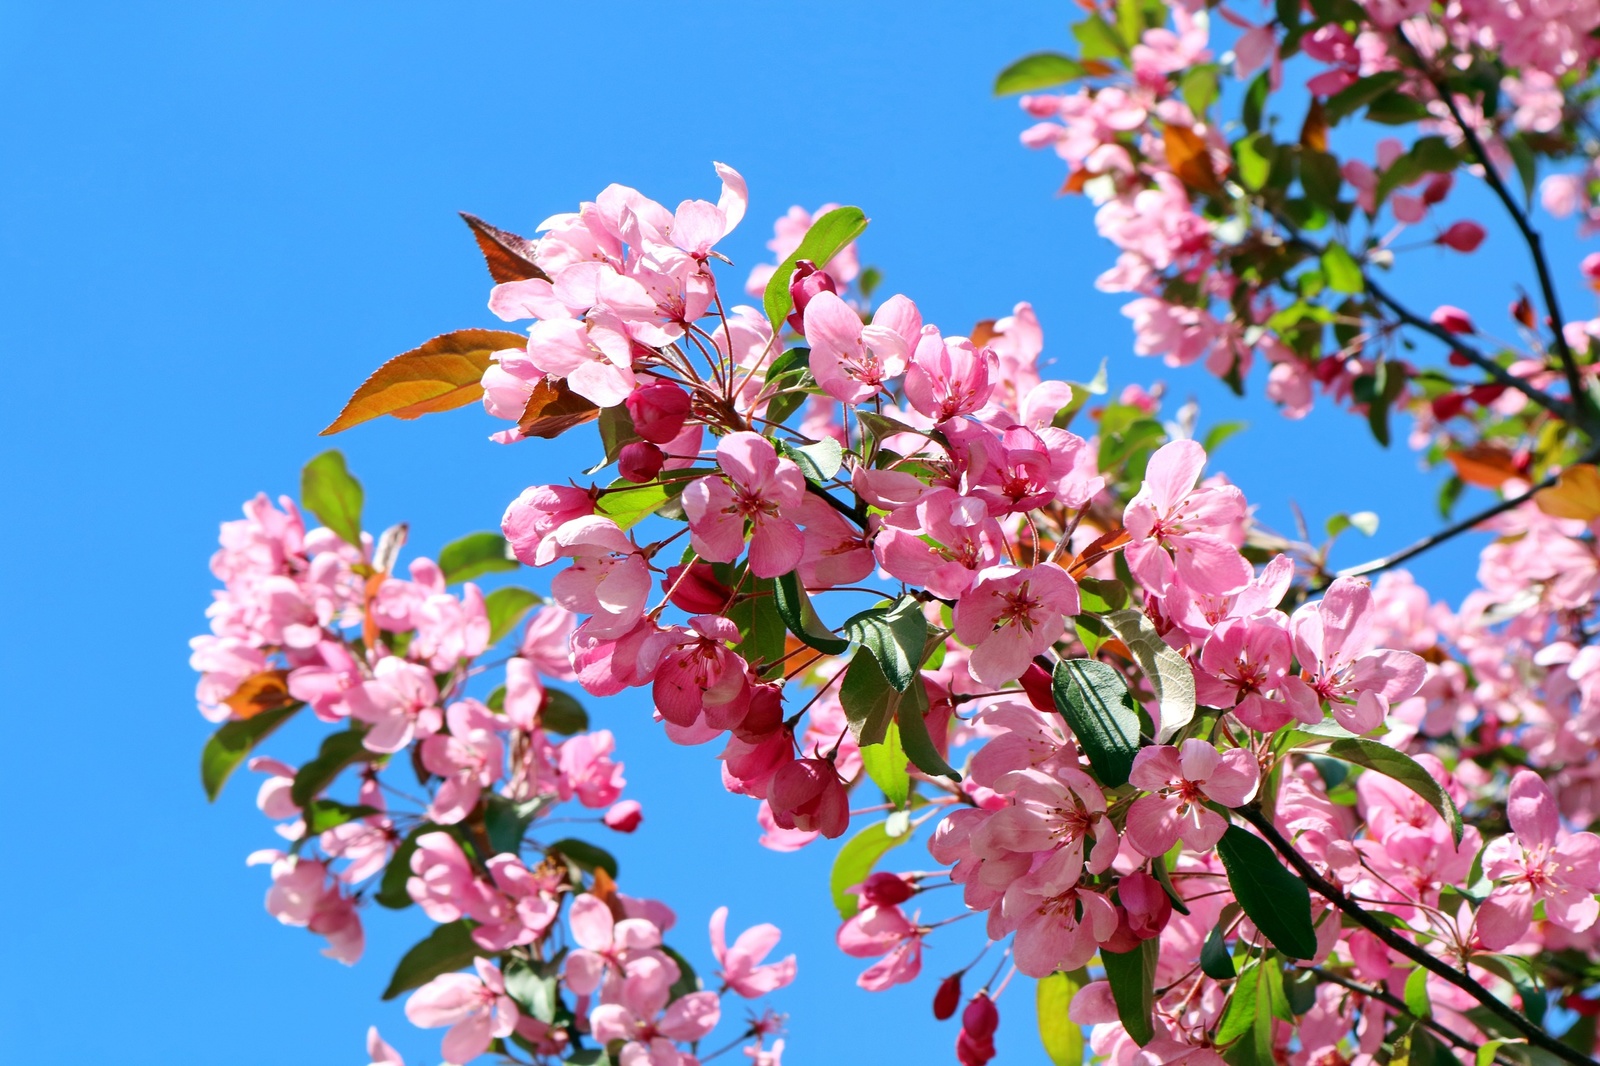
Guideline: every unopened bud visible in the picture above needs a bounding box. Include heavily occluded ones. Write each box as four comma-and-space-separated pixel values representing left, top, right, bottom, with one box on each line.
786, 260, 838, 334
618, 441, 665, 483
933, 972, 963, 1020
664, 561, 733, 615
1436, 220, 1485, 252
625, 381, 692, 445
1020, 660, 1055, 713
1429, 305, 1474, 335
1422, 172, 1453, 205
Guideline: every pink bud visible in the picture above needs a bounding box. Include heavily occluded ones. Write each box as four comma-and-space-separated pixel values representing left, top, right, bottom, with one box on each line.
603, 799, 644, 833
785, 260, 838, 334
1019, 661, 1055, 713
1583, 253, 1600, 281
1430, 393, 1467, 421
855, 871, 916, 907
933, 972, 963, 1020
1437, 220, 1485, 252
735, 683, 785, 742
1430, 305, 1475, 334
624, 382, 692, 445
1118, 871, 1173, 938
618, 441, 665, 483
664, 561, 732, 615
1422, 172, 1453, 205
957, 993, 1000, 1066
767, 757, 850, 838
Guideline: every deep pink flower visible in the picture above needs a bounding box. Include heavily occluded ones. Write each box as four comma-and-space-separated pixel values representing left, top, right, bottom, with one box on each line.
768, 757, 849, 838
683, 432, 806, 578
904, 329, 998, 422
1125, 740, 1260, 856
1124, 439, 1251, 595
1290, 577, 1427, 734
953, 564, 1080, 687
625, 382, 692, 444
644, 615, 753, 731
876, 488, 1004, 599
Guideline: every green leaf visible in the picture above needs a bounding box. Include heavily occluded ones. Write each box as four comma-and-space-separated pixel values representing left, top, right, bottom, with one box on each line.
485, 586, 541, 646
731, 580, 787, 669
773, 571, 850, 654
778, 437, 844, 484
843, 595, 928, 692
831, 820, 909, 919
596, 480, 672, 530
540, 689, 589, 735
376, 822, 442, 909
1052, 659, 1142, 787
763, 207, 869, 331
503, 959, 560, 1023
590, 404, 642, 474
1215, 826, 1318, 960
548, 838, 618, 879
304, 800, 378, 835
1180, 64, 1221, 116
485, 794, 550, 855
300, 450, 365, 549
290, 727, 374, 808
1102, 938, 1158, 1046
1236, 133, 1274, 192
382, 920, 480, 1000
1243, 71, 1270, 133
1301, 738, 1464, 846
1324, 71, 1406, 122
1404, 965, 1433, 1019
1321, 244, 1363, 294
200, 702, 302, 801
1037, 970, 1088, 1066
1217, 960, 1261, 1044
995, 52, 1088, 95
860, 720, 911, 809
1202, 421, 1249, 454
1072, 13, 1125, 59
896, 675, 958, 780
1102, 610, 1196, 742
438, 531, 517, 584
840, 650, 900, 747
1202, 920, 1237, 980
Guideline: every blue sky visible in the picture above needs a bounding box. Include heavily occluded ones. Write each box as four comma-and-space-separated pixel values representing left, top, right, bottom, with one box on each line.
1, 2, 1595, 1064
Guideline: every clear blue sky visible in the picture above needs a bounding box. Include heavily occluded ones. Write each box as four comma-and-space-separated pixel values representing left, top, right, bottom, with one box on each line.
1, 3, 1593, 1064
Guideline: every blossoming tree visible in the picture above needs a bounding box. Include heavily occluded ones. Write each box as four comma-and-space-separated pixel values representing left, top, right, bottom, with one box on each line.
190, 2, 1600, 1064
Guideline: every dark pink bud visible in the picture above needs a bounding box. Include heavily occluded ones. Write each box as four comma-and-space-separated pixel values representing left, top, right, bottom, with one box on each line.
721, 729, 794, 797
1422, 172, 1453, 205
624, 381, 692, 445
1118, 871, 1173, 938
1430, 305, 1474, 334
1020, 660, 1055, 713
785, 260, 838, 334
618, 441, 665, 483
1468, 383, 1507, 406
856, 871, 916, 907
933, 972, 963, 1020
1437, 220, 1485, 252
664, 561, 732, 615
735, 683, 785, 742
767, 757, 850, 838
602, 799, 643, 833
1430, 393, 1467, 421
1583, 253, 1600, 281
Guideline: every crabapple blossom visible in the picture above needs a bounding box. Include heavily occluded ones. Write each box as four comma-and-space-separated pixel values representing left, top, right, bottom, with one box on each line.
1125, 740, 1260, 856
405, 958, 518, 1065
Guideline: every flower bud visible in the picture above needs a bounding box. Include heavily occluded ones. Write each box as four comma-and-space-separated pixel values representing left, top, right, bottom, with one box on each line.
786, 260, 838, 334
1512, 295, 1537, 329
1446, 351, 1472, 368
1429, 305, 1475, 335
1118, 870, 1173, 938
735, 683, 785, 741
1430, 392, 1466, 422
603, 799, 643, 833
625, 381, 693, 445
618, 441, 665, 483
957, 992, 1000, 1066
1020, 660, 1055, 713
933, 972, 963, 1020
1468, 383, 1507, 407
856, 871, 916, 907
664, 561, 732, 615
1436, 220, 1485, 252
1422, 172, 1453, 205
1583, 253, 1600, 282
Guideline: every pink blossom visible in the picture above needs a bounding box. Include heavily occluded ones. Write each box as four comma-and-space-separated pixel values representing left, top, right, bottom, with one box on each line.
420, 699, 505, 824
711, 906, 797, 997
767, 757, 849, 839
248, 851, 364, 964
345, 656, 441, 754
904, 329, 998, 422
953, 565, 1080, 687
548, 516, 652, 639
604, 799, 644, 832
366, 1027, 404, 1066
563, 892, 664, 996
836, 903, 924, 990
1125, 740, 1260, 856
1290, 577, 1427, 734
588, 956, 720, 1066
644, 615, 753, 731
404, 958, 518, 1065
683, 432, 806, 578
1478, 770, 1600, 949
1125, 439, 1251, 595
803, 290, 919, 403
502, 485, 595, 568
876, 488, 1004, 599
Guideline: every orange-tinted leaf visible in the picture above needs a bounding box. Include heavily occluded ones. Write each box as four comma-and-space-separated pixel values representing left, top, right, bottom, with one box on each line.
460, 212, 548, 283
1300, 99, 1329, 153
1066, 527, 1132, 579
1512, 294, 1537, 329
323, 329, 527, 436
1164, 125, 1223, 197
518, 376, 602, 439
224, 670, 295, 720
1446, 443, 1520, 489
1082, 59, 1115, 77
1536, 463, 1600, 521
970, 319, 999, 349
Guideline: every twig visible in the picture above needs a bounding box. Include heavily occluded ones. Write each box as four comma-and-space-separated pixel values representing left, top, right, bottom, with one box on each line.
1237, 806, 1600, 1066
1302, 966, 1521, 1066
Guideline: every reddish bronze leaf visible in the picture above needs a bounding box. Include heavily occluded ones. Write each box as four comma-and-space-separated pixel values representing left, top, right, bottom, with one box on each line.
322, 329, 527, 436
519, 376, 602, 439
224, 670, 295, 720
1300, 98, 1329, 153
1065, 527, 1132, 579
460, 212, 548, 283
970, 319, 999, 349
1446, 442, 1520, 489
1163, 125, 1223, 197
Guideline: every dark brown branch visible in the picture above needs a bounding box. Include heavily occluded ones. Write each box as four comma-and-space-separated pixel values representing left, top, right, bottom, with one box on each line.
1302, 966, 1520, 1066
1237, 805, 1600, 1066
1395, 28, 1593, 433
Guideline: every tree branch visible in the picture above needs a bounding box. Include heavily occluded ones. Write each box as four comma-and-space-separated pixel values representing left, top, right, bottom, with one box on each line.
1395, 28, 1593, 433
1236, 805, 1600, 1066
1301, 966, 1521, 1066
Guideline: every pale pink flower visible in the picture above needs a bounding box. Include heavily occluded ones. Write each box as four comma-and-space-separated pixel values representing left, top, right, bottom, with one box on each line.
556, 729, 626, 808
249, 852, 364, 964
875, 488, 1004, 599
953, 564, 1080, 687
683, 432, 805, 578
366, 1027, 405, 1066
904, 329, 998, 422
563, 892, 664, 996
1124, 439, 1251, 595
548, 516, 652, 639
405, 958, 519, 1065
1478, 770, 1600, 949
803, 290, 919, 403
1290, 577, 1427, 734
836, 903, 924, 990
710, 907, 797, 997
502, 485, 595, 568
345, 656, 442, 754
1125, 740, 1260, 856
420, 699, 505, 824
588, 958, 720, 1066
